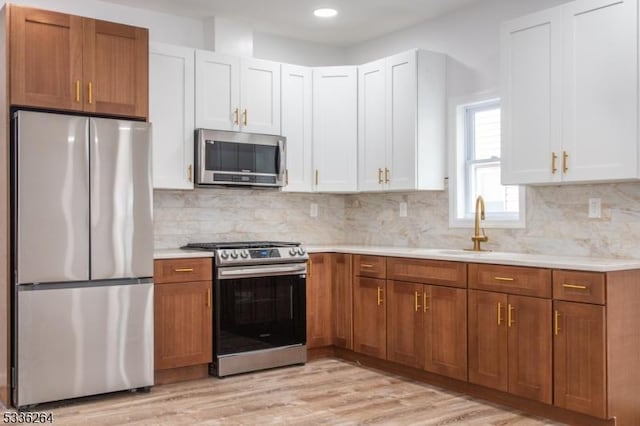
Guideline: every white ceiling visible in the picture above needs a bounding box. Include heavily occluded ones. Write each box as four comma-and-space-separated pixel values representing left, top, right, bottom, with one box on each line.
101, 0, 483, 46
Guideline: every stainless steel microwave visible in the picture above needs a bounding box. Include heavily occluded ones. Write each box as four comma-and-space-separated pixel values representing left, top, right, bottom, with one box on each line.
195, 129, 286, 187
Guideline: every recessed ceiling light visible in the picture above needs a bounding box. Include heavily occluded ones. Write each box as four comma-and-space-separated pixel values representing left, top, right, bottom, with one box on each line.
313, 8, 338, 18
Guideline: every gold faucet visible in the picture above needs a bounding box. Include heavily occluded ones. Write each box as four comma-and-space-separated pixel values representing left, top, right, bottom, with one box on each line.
471, 195, 488, 251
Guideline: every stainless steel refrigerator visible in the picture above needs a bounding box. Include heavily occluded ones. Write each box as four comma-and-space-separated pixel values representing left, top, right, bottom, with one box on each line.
12, 110, 154, 408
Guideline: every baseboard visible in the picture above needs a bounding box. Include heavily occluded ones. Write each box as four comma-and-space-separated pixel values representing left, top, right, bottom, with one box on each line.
154, 364, 210, 385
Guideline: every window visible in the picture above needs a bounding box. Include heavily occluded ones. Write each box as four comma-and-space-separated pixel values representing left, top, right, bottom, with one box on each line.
449, 96, 525, 228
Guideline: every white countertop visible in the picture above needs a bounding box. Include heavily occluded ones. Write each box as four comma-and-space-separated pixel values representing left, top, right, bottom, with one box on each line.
305, 245, 640, 272
154, 249, 214, 259
154, 245, 640, 272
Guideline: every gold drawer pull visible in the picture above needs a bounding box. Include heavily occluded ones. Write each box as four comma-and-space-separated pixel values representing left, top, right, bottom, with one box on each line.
554, 310, 560, 335
233, 108, 239, 125
206, 288, 211, 308
508, 304, 515, 327
551, 152, 558, 174
243, 109, 248, 126
174, 268, 194, 272
562, 283, 588, 290
497, 302, 503, 325
494, 276, 515, 282
88, 81, 93, 104
75, 80, 81, 102
423, 291, 429, 312
384, 168, 390, 183
360, 263, 374, 268
563, 150, 569, 173
378, 168, 383, 184
414, 291, 421, 312
377, 286, 383, 306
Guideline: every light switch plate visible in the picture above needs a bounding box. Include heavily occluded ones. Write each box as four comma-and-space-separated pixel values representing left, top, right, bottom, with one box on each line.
399, 202, 408, 217
588, 198, 601, 218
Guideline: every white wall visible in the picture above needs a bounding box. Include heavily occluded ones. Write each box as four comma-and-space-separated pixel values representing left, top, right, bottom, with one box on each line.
346, 0, 571, 97
3, 0, 206, 47
253, 31, 347, 66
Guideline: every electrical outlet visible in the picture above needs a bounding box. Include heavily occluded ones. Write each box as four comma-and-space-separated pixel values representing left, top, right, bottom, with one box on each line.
588, 198, 601, 218
399, 202, 408, 217
310, 203, 318, 218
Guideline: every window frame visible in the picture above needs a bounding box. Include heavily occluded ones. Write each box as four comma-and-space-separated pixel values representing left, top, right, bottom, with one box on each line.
448, 93, 526, 229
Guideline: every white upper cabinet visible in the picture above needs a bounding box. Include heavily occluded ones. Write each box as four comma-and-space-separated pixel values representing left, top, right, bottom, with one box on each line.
240, 58, 281, 135
501, 7, 563, 185
562, 0, 637, 182
313, 66, 358, 192
358, 49, 446, 192
195, 51, 281, 135
150, 43, 195, 190
501, 0, 639, 185
281, 64, 313, 192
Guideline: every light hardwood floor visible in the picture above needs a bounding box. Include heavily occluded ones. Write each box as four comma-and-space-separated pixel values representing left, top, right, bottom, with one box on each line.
37, 359, 562, 425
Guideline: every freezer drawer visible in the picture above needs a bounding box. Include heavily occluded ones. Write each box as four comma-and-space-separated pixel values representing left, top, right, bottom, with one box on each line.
16, 281, 154, 407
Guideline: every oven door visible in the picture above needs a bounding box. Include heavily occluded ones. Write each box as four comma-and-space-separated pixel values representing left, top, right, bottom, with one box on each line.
215, 263, 306, 357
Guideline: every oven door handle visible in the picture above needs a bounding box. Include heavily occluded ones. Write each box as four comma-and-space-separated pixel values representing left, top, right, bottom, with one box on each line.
217, 264, 307, 279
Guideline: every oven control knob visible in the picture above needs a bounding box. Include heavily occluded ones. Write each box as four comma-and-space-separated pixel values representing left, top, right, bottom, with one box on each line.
220, 250, 229, 260
297, 247, 306, 255
289, 248, 297, 256
240, 250, 249, 259
230, 250, 239, 259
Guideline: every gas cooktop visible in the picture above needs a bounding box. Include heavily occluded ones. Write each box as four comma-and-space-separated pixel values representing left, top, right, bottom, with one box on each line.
182, 241, 306, 265
182, 241, 301, 251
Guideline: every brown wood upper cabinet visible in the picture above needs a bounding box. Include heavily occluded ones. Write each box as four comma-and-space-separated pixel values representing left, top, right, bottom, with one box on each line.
10, 5, 148, 119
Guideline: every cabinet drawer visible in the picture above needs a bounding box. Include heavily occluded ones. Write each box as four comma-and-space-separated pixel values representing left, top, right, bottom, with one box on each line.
553, 270, 605, 304
354, 255, 386, 278
387, 257, 466, 288
469, 264, 551, 298
154, 258, 213, 284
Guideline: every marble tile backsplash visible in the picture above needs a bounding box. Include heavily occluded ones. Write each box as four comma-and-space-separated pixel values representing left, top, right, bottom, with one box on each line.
153, 188, 347, 249
154, 183, 640, 259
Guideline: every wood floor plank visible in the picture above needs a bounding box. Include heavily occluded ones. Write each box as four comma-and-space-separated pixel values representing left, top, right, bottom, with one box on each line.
24, 359, 561, 425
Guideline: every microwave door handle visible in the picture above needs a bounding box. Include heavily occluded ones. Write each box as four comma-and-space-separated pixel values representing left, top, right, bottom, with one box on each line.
277, 139, 285, 176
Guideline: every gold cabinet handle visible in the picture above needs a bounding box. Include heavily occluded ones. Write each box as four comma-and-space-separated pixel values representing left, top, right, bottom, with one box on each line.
563, 151, 569, 173
315, 170, 319, 186
562, 283, 587, 290
360, 263, 374, 268
377, 286, 383, 306
285, 169, 289, 185
424, 290, 429, 312
174, 268, 194, 272
508, 304, 515, 327
75, 80, 81, 103
206, 288, 211, 308
242, 109, 248, 126
554, 310, 560, 335
384, 168, 390, 183
187, 164, 193, 182
414, 291, 421, 312
551, 152, 558, 174
494, 276, 515, 282
88, 82, 93, 104
308, 260, 312, 277
233, 108, 239, 125
497, 302, 503, 325
378, 168, 383, 184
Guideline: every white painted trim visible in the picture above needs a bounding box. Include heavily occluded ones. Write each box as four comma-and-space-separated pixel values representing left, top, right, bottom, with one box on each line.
448, 91, 526, 229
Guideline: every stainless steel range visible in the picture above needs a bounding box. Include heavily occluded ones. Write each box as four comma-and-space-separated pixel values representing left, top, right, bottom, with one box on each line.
182, 241, 308, 377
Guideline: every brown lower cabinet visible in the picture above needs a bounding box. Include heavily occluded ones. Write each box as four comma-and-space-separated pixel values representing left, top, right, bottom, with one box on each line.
468, 289, 552, 404
306, 253, 333, 349
332, 253, 353, 349
154, 258, 213, 384
353, 275, 386, 359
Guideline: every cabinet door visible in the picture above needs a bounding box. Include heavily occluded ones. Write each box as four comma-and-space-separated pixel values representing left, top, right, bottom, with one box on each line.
353, 276, 386, 359
500, 6, 563, 185
562, 0, 638, 182
10, 6, 84, 111
507, 295, 552, 404
312, 67, 358, 192
554, 301, 606, 418
154, 281, 213, 370
386, 50, 417, 190
358, 59, 387, 192
468, 290, 508, 392
424, 285, 467, 381
149, 43, 195, 190
195, 50, 240, 131
281, 64, 313, 192
83, 19, 148, 119
240, 58, 280, 135
332, 254, 353, 350
306, 253, 333, 349
386, 281, 423, 368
